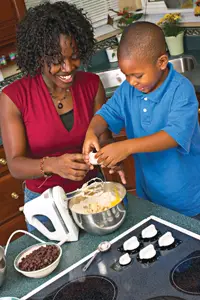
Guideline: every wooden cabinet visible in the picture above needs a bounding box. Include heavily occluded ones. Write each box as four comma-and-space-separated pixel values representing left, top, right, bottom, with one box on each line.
0, 173, 24, 223
0, 146, 7, 175
102, 130, 136, 195
0, 0, 26, 66
0, 145, 26, 246
0, 214, 26, 246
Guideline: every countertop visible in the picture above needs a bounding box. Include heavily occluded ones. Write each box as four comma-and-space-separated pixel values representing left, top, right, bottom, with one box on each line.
1, 193, 200, 298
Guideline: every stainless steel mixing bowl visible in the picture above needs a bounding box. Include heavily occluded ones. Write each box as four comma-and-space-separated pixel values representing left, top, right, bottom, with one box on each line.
69, 182, 127, 235
0, 246, 6, 288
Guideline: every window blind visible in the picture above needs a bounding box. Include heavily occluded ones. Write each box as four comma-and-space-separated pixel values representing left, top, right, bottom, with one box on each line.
25, 0, 119, 28
24, 0, 45, 9
78, 0, 119, 27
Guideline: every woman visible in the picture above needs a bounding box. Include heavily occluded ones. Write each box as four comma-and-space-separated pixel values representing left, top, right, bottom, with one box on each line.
0, 2, 124, 230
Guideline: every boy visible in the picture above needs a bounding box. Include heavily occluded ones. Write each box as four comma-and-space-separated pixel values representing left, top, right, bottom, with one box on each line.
83, 21, 200, 218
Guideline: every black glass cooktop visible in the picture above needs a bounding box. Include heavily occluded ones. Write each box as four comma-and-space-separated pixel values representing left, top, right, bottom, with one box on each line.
147, 297, 185, 300
28, 219, 200, 300
171, 251, 200, 295
51, 275, 117, 300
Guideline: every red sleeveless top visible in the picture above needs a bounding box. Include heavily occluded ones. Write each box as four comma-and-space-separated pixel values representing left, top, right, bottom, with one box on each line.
3, 71, 99, 193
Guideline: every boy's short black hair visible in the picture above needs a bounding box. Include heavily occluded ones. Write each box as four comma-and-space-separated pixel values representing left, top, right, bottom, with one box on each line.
118, 21, 167, 63
16, 1, 95, 76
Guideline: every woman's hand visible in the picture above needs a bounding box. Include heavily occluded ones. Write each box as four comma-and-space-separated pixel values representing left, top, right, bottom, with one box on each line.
48, 153, 90, 181
96, 140, 131, 168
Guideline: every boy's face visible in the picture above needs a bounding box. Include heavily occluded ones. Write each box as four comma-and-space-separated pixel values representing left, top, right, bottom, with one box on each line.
118, 55, 168, 94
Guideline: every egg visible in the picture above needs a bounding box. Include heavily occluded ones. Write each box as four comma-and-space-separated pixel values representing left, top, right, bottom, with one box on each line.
141, 224, 157, 239
89, 151, 98, 165
158, 231, 175, 247
139, 244, 156, 260
123, 236, 140, 251
119, 253, 131, 266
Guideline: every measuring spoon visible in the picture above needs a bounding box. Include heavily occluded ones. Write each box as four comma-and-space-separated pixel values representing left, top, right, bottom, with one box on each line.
82, 241, 111, 272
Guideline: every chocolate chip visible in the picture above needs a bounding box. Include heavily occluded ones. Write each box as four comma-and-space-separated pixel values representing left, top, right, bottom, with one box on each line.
18, 245, 59, 271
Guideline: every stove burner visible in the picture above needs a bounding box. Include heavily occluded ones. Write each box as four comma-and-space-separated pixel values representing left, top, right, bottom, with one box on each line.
171, 255, 200, 295
53, 275, 117, 300
147, 297, 185, 300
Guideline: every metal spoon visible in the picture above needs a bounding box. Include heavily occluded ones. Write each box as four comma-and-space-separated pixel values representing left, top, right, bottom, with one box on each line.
82, 241, 111, 272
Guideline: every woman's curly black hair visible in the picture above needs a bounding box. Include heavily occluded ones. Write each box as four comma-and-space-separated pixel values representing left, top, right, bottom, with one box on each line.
16, 1, 95, 76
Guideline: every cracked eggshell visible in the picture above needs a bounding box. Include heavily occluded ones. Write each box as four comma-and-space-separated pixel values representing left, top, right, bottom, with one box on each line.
141, 224, 157, 239
158, 232, 175, 247
89, 151, 98, 165
139, 244, 156, 260
123, 236, 140, 251
119, 253, 131, 266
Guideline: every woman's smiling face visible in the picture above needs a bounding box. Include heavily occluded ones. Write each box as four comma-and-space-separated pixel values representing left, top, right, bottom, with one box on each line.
42, 34, 81, 89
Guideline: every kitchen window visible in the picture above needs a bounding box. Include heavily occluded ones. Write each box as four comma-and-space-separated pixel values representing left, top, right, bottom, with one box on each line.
24, 0, 45, 9
140, 0, 197, 24
64, 0, 119, 28
24, 0, 119, 38
25, 0, 119, 28
141, 0, 194, 13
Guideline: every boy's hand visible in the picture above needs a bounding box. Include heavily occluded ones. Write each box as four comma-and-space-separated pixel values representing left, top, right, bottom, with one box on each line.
109, 164, 126, 185
83, 131, 100, 164
96, 141, 130, 168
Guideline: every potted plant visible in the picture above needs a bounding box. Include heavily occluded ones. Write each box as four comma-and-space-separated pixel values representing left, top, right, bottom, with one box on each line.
105, 44, 118, 63
106, 8, 143, 63
194, 0, 200, 16
157, 13, 185, 56
109, 8, 143, 43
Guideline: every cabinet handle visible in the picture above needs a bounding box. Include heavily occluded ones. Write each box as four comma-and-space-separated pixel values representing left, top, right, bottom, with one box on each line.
0, 158, 7, 166
11, 192, 19, 199
198, 108, 200, 114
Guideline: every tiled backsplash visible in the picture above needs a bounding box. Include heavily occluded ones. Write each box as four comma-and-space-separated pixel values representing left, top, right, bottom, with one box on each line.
0, 72, 24, 92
